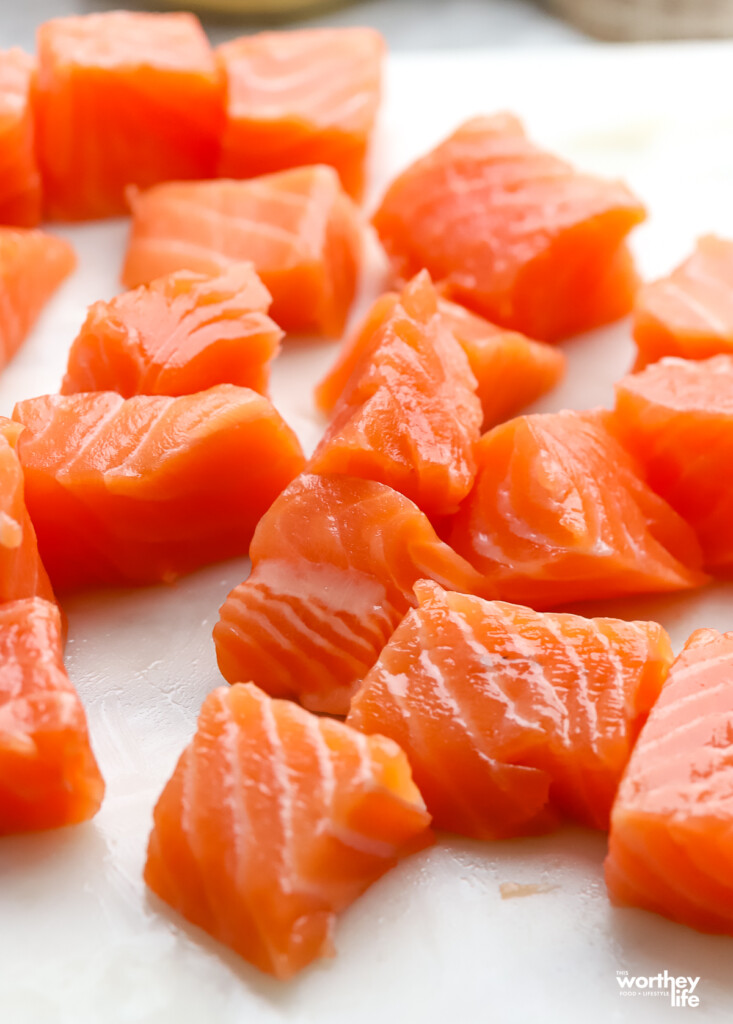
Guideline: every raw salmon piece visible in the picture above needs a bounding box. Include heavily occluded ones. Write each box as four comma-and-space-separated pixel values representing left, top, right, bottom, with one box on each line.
0, 418, 53, 603
314, 291, 398, 414
0, 49, 42, 227
348, 580, 672, 839
316, 292, 564, 430
437, 299, 566, 428
0, 597, 104, 835
13, 385, 305, 591
216, 28, 384, 199
0, 227, 76, 371
145, 682, 432, 979
34, 11, 224, 222
122, 167, 362, 336
614, 355, 733, 571
308, 272, 482, 517
61, 264, 283, 398
372, 114, 646, 342
449, 408, 706, 608
214, 473, 487, 716
632, 236, 733, 370
605, 628, 733, 934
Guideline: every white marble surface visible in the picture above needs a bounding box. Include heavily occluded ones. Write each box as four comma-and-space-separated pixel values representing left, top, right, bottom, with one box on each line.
1, 0, 585, 51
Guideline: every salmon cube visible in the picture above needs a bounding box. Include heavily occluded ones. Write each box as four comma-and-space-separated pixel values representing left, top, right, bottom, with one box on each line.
308, 272, 483, 518
216, 27, 385, 199
12, 386, 305, 591
61, 264, 283, 399
448, 408, 706, 607
614, 354, 733, 571
34, 12, 224, 221
0, 597, 104, 835
214, 473, 486, 716
0, 227, 76, 371
632, 236, 733, 369
145, 682, 432, 978
0, 417, 53, 603
122, 167, 363, 337
315, 290, 565, 431
0, 49, 42, 227
347, 580, 673, 839
373, 114, 646, 342
606, 628, 733, 935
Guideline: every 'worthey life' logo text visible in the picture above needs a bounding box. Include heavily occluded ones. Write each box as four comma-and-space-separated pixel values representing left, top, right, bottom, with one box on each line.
617, 970, 700, 1008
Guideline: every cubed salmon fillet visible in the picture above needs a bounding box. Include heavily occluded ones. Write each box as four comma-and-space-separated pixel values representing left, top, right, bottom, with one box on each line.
0, 227, 76, 372
437, 299, 566, 429
347, 580, 672, 839
216, 27, 384, 199
614, 354, 733, 571
122, 166, 362, 336
632, 236, 733, 370
449, 408, 707, 607
316, 290, 565, 431
0, 417, 52, 603
12, 385, 305, 591
605, 628, 733, 934
145, 682, 432, 978
314, 291, 399, 414
0, 49, 42, 227
34, 11, 224, 221
308, 272, 483, 517
214, 473, 488, 716
373, 113, 646, 342
61, 264, 283, 398
0, 597, 104, 835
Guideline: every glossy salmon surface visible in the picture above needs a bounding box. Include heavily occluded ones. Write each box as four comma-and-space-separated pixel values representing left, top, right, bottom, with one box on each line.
34, 11, 224, 221
214, 473, 488, 715
606, 628, 733, 934
0, 227, 75, 372
145, 682, 432, 978
615, 355, 733, 571
348, 581, 672, 839
308, 272, 482, 517
0, 597, 104, 835
122, 166, 362, 336
13, 385, 305, 590
217, 27, 384, 199
373, 114, 645, 342
0, 49, 42, 227
632, 236, 733, 369
316, 290, 564, 431
61, 264, 283, 398
449, 409, 707, 607
0, 417, 52, 603
437, 299, 566, 429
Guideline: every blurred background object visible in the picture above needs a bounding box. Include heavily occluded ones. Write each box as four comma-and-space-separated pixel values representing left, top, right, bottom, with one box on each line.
158, 0, 350, 12
1, 1, 585, 51
4, 0, 733, 49
548, 0, 733, 40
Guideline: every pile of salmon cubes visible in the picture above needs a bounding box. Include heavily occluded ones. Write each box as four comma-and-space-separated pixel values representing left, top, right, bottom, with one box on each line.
2, 7, 733, 983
